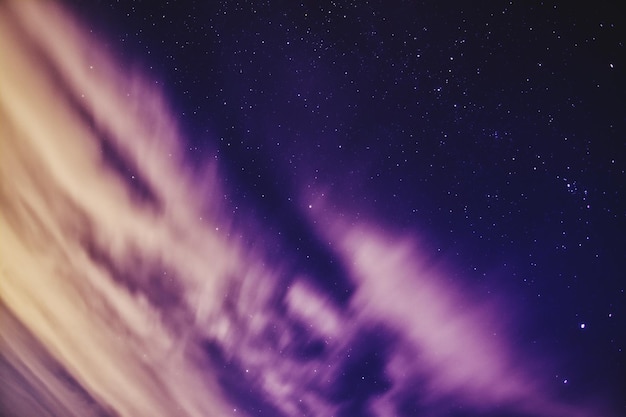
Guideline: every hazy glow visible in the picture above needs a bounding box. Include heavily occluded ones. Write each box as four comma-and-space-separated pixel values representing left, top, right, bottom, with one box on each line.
0, 2, 604, 417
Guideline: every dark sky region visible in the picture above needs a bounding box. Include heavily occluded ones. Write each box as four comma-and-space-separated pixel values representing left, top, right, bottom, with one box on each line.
70, 0, 625, 288
1, 1, 624, 417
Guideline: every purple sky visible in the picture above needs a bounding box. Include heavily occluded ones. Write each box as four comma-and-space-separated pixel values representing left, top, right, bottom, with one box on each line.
1, 1, 624, 417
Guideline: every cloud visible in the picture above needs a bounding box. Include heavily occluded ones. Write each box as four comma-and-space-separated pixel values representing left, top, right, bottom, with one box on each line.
326, 223, 593, 417
0, 2, 608, 417
1, 2, 237, 416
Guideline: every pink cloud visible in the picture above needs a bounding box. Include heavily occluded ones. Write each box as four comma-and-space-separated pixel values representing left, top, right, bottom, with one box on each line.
318, 221, 601, 417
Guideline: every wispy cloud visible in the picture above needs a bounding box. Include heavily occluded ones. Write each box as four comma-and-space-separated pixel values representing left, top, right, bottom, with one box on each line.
0, 2, 607, 417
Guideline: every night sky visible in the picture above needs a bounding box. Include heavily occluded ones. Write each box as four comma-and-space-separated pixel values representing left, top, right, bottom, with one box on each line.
1, 1, 625, 417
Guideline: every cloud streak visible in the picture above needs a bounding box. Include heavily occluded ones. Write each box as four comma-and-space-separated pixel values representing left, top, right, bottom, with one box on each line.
0, 2, 608, 417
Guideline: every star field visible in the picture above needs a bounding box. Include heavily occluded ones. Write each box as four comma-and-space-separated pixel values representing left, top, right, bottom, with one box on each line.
78, 0, 624, 333
1, 1, 625, 417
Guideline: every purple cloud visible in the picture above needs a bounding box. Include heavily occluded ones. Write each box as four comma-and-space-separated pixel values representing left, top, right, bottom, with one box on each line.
0, 2, 612, 417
